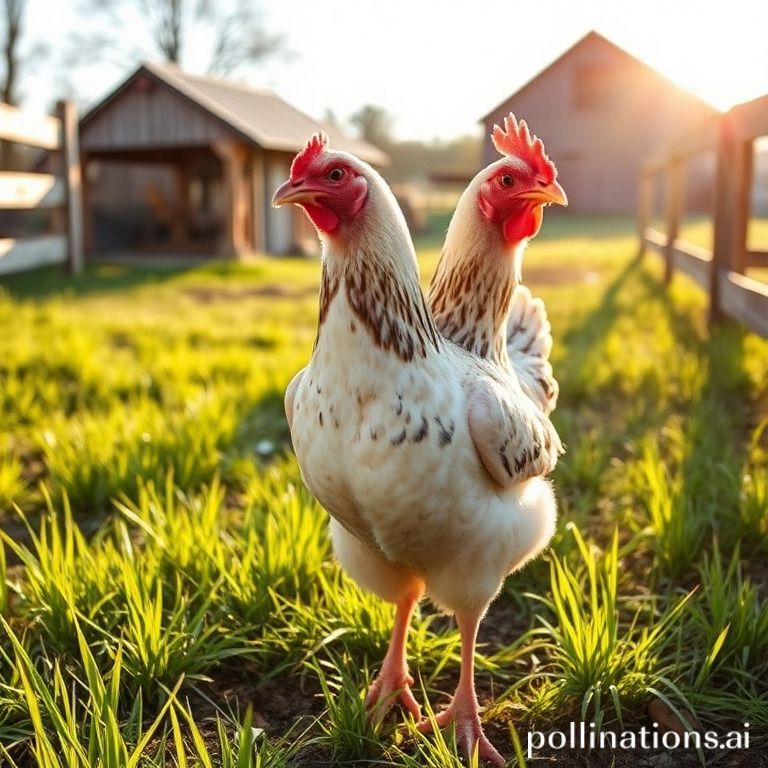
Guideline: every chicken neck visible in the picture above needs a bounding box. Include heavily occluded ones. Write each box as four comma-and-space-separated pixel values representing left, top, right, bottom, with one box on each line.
428, 238, 523, 369
315, 234, 442, 364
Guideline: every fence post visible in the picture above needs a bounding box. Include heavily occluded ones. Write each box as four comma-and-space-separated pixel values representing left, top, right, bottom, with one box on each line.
57, 100, 83, 275
731, 140, 753, 276
710, 114, 750, 325
637, 168, 652, 258
662, 155, 685, 284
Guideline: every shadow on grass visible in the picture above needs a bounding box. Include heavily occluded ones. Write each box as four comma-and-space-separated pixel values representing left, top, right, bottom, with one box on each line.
0, 261, 202, 300
550, 253, 754, 570
647, 270, 754, 560
557, 253, 643, 404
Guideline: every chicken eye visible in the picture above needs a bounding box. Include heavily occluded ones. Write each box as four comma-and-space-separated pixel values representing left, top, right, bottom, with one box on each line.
328, 167, 345, 182
500, 174, 515, 188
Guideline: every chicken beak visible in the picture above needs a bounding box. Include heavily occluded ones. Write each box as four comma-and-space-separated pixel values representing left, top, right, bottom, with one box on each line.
272, 179, 325, 208
519, 180, 568, 207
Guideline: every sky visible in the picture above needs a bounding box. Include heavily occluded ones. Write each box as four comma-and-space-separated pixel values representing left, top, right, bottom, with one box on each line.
17, 0, 768, 142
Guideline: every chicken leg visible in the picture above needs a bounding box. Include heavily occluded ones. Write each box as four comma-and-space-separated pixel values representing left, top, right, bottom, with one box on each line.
418, 610, 505, 766
329, 519, 424, 722
365, 590, 424, 722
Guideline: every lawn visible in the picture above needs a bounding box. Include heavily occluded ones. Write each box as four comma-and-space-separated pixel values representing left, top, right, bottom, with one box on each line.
0, 215, 767, 767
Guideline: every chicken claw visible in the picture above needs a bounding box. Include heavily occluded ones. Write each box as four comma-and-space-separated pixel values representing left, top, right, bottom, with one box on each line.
365, 668, 422, 723
418, 702, 505, 766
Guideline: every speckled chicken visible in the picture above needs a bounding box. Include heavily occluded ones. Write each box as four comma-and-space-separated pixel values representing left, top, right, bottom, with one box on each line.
273, 133, 562, 765
429, 114, 566, 416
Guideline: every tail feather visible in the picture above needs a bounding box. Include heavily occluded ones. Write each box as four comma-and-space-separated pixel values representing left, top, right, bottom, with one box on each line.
506, 286, 559, 415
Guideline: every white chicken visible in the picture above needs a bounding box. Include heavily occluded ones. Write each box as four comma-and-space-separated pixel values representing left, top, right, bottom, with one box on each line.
273, 132, 561, 764
429, 114, 566, 416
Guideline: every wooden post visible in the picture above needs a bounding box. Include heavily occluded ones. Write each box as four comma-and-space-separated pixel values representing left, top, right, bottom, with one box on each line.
213, 141, 248, 258
731, 140, 753, 275
80, 151, 94, 257
57, 100, 83, 275
662, 156, 685, 285
637, 168, 653, 258
711, 114, 750, 325
251, 152, 266, 252
171, 160, 189, 247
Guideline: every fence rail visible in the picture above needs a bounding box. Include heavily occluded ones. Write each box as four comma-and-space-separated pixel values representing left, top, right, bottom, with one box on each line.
0, 100, 82, 276
638, 94, 768, 339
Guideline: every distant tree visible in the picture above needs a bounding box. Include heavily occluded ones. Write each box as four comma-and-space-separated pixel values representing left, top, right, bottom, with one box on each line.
349, 104, 393, 149
68, 0, 282, 76
1, 0, 46, 106
322, 107, 342, 132
1, 0, 49, 167
381, 134, 482, 184
1, 0, 21, 105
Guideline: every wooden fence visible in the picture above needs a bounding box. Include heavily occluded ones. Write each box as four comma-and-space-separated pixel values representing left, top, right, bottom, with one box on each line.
0, 100, 83, 276
637, 94, 768, 338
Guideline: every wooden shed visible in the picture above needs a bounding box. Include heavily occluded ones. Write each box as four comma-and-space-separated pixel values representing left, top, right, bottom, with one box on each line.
79, 63, 387, 259
480, 31, 717, 214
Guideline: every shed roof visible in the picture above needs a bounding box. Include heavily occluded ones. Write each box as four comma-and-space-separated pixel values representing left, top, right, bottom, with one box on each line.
479, 30, 718, 122
80, 61, 388, 166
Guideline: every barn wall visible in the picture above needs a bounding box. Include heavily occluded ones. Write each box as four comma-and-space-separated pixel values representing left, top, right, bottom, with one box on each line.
83, 150, 225, 255
482, 36, 717, 213
81, 76, 235, 151
264, 153, 293, 254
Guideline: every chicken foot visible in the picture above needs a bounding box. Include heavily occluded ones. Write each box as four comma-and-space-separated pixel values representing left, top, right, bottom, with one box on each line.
418, 610, 505, 766
365, 590, 423, 723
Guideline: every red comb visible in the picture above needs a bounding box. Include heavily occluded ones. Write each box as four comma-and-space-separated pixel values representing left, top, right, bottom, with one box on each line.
491, 114, 556, 184
291, 132, 328, 179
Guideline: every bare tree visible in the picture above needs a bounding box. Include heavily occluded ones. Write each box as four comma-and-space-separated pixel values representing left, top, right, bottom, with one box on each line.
1, 0, 23, 105
350, 105, 394, 149
70, 0, 282, 76
143, 0, 184, 64
1, 0, 49, 167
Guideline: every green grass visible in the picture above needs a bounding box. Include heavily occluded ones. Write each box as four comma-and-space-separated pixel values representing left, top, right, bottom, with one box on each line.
1, 215, 767, 766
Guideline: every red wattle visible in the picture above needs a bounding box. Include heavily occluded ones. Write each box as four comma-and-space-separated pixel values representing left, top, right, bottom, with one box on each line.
502, 205, 542, 244
303, 204, 339, 234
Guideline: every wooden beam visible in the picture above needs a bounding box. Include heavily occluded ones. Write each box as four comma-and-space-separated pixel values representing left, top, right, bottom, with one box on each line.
645, 231, 712, 290
718, 270, 768, 338
0, 235, 67, 275
729, 94, 768, 142
0, 103, 60, 149
58, 101, 84, 275
746, 249, 768, 268
670, 241, 712, 290
643, 227, 667, 251
669, 117, 718, 158
0, 171, 64, 208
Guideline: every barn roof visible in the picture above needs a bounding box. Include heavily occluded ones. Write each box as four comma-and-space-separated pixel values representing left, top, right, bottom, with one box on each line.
479, 30, 718, 122
80, 62, 389, 166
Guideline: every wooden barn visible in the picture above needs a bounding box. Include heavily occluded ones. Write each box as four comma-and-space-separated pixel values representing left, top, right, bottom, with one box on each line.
480, 31, 718, 214
79, 63, 387, 259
